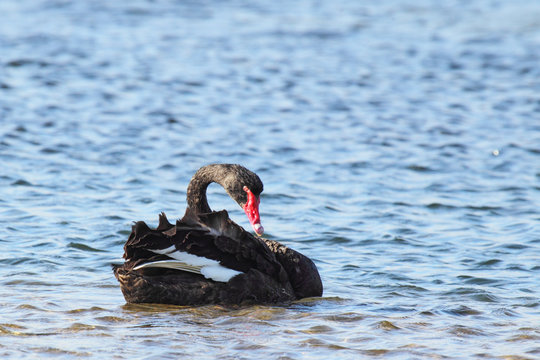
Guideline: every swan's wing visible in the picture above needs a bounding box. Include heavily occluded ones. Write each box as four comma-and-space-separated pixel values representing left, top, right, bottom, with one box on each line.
155, 212, 175, 232
122, 219, 177, 261
121, 220, 231, 280
122, 210, 288, 284
132, 259, 242, 283
177, 210, 289, 283
133, 259, 202, 273
122, 212, 201, 261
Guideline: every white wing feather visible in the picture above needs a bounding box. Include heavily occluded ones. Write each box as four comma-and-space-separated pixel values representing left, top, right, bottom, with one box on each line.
134, 248, 243, 283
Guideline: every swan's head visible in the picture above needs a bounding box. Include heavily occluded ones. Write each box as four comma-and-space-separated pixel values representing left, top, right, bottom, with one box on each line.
222, 165, 264, 236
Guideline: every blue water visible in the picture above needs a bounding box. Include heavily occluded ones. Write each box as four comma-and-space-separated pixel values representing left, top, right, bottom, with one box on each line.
1, 0, 539, 358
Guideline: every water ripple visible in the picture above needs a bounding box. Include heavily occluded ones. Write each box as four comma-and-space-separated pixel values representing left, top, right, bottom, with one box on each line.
0, 0, 539, 359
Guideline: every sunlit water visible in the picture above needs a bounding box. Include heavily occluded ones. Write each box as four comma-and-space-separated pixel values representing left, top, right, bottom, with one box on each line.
1, 0, 539, 359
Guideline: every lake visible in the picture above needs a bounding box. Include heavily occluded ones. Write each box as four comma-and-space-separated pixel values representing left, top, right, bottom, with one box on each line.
1, 0, 539, 358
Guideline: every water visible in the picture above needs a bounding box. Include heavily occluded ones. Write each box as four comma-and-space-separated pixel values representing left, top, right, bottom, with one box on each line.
1, 0, 539, 358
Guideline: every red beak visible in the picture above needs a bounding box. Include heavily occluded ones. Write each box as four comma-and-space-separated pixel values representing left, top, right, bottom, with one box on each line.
243, 186, 264, 236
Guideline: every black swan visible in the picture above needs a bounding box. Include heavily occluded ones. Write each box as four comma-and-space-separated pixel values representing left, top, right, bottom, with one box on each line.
113, 164, 323, 305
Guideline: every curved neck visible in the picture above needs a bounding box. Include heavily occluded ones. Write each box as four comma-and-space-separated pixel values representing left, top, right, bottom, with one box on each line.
186, 164, 228, 214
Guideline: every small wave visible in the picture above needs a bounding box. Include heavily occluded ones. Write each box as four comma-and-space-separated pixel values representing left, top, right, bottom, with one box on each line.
67, 242, 105, 253
11, 179, 33, 186
442, 305, 483, 316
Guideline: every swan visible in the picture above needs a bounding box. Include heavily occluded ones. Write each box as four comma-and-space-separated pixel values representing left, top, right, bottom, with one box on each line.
113, 164, 323, 305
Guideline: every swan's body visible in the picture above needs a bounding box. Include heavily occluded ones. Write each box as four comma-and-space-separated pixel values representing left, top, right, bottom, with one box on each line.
113, 164, 323, 305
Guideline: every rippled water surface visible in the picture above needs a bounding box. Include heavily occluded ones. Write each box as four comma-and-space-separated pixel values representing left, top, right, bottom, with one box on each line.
1, 0, 540, 358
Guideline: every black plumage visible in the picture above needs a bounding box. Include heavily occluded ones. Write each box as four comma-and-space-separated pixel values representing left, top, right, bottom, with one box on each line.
112, 164, 323, 305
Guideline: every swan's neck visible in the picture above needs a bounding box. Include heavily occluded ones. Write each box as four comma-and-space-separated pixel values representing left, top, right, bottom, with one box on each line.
186, 175, 212, 214
186, 164, 228, 214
